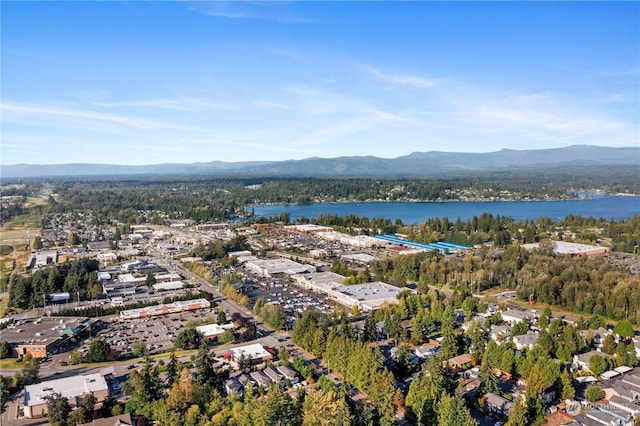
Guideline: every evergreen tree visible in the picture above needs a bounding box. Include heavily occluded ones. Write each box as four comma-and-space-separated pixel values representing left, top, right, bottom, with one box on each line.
525, 365, 545, 425
506, 396, 529, 426
165, 351, 179, 388
436, 391, 477, 426
558, 370, 575, 401
479, 354, 499, 395
363, 313, 379, 342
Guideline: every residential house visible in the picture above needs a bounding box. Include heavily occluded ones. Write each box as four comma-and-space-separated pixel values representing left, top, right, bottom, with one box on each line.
79, 413, 132, 426
579, 327, 611, 349
489, 324, 512, 343
500, 309, 532, 325
573, 350, 614, 372
413, 343, 440, 359
249, 371, 271, 389
484, 392, 513, 417
276, 365, 299, 385
513, 331, 539, 351
224, 378, 243, 397
263, 367, 282, 385
445, 354, 473, 372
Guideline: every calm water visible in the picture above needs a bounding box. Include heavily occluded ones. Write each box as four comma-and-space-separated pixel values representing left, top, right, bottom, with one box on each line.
252, 195, 640, 225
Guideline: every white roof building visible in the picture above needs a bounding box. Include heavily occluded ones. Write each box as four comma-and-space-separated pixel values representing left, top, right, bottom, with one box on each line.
24, 373, 109, 418
245, 259, 314, 277
228, 343, 273, 365
152, 282, 185, 291
196, 323, 234, 339
331, 282, 408, 311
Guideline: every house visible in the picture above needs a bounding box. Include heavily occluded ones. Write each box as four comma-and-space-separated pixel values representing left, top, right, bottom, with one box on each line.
585, 407, 634, 426
79, 413, 132, 426
445, 354, 473, 371
24, 373, 109, 418
224, 378, 243, 397
580, 327, 611, 349
607, 395, 640, 417
513, 331, 539, 350
500, 309, 532, 325
263, 367, 282, 384
413, 343, 440, 359
249, 371, 271, 389
573, 350, 614, 372
489, 324, 512, 343
276, 365, 299, 384
484, 392, 513, 417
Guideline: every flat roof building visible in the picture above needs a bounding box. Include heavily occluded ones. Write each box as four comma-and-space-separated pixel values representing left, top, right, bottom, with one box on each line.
24, 373, 109, 418
245, 258, 314, 278
120, 298, 211, 320
330, 282, 407, 311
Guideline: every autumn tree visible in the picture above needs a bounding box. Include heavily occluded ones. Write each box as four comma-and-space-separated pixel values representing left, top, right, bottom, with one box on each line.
302, 390, 352, 426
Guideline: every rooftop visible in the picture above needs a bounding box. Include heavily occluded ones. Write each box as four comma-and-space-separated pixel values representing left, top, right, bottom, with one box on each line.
24, 373, 108, 407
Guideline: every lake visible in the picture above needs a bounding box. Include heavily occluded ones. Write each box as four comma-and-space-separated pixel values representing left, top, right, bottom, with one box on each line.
252, 195, 640, 224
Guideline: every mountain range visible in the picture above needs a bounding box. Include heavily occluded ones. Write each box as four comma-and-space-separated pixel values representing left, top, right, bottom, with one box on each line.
2, 145, 639, 179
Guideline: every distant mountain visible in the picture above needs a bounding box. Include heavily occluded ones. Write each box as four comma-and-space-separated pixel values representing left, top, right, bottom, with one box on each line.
2, 145, 638, 179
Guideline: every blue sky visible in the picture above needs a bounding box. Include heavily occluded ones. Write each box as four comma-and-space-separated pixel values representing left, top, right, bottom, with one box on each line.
2, 1, 639, 165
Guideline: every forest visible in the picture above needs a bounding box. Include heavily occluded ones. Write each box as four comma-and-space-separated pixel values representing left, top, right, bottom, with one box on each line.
5, 164, 638, 225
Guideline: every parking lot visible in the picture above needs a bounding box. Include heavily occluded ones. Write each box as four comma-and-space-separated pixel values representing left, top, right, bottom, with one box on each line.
95, 308, 216, 357
245, 278, 335, 319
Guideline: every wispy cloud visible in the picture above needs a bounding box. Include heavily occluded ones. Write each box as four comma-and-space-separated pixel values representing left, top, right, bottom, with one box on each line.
188, 1, 311, 23
1, 102, 196, 131
92, 98, 237, 111
360, 65, 440, 89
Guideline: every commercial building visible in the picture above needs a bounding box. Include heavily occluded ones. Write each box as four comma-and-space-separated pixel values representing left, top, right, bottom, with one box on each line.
2, 317, 94, 358
23, 373, 109, 418
225, 343, 273, 368
330, 282, 406, 311
522, 241, 609, 257
119, 298, 211, 320
245, 258, 315, 278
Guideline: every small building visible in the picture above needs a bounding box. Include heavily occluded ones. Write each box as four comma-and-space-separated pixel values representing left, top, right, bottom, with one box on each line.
263, 367, 282, 384
196, 323, 234, 340
445, 354, 473, 371
79, 413, 133, 426
484, 392, 513, 417
513, 331, 539, 351
224, 378, 244, 397
249, 371, 271, 389
276, 365, 299, 384
227, 343, 273, 368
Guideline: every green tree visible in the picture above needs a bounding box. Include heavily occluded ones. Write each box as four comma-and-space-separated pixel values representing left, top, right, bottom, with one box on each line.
614, 320, 634, 339
0, 375, 9, 414
601, 334, 617, 355
363, 314, 379, 342
436, 391, 477, 426
165, 351, 179, 388
525, 365, 545, 425
510, 320, 529, 337
145, 272, 156, 288
585, 385, 605, 402
0, 342, 12, 359
89, 339, 111, 362
588, 354, 607, 376
217, 308, 227, 324
506, 396, 529, 426
44, 392, 71, 426
21, 355, 39, 385
174, 327, 201, 349
69, 350, 83, 365
479, 355, 499, 395
132, 340, 147, 358
302, 390, 352, 426
557, 370, 575, 401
